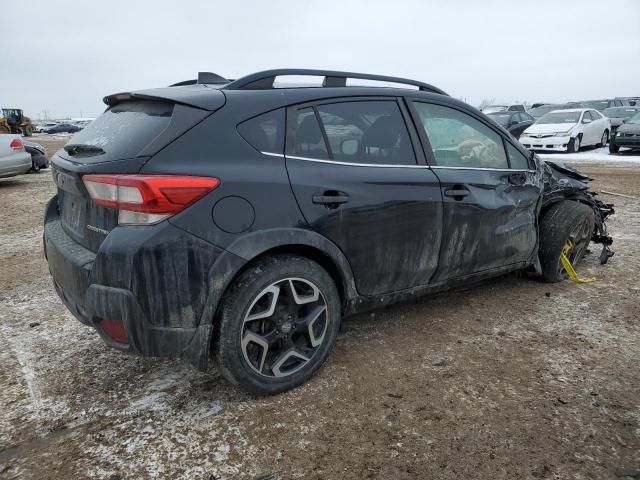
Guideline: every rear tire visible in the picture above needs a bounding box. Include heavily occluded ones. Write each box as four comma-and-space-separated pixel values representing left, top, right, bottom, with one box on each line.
598, 130, 608, 147
214, 254, 341, 395
567, 135, 581, 153
23, 125, 33, 137
539, 200, 595, 283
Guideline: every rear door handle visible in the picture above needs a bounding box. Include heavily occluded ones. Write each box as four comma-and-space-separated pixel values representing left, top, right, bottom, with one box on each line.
444, 187, 470, 199
312, 191, 349, 207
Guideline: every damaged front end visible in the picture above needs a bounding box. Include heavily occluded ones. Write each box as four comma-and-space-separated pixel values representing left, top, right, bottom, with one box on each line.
541, 160, 615, 264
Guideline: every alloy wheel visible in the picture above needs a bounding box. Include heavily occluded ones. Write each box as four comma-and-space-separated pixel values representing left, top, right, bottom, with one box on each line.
240, 277, 329, 378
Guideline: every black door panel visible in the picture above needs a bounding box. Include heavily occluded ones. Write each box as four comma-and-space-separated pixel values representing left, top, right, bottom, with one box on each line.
286, 159, 443, 295
431, 167, 539, 282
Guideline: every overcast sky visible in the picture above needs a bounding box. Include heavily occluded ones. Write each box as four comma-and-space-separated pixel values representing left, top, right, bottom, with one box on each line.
2, 0, 639, 119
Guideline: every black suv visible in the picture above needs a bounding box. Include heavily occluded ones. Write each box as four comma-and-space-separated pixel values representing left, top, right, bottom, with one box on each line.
44, 69, 613, 394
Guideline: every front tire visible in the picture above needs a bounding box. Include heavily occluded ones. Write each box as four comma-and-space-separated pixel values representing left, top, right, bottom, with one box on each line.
567, 135, 581, 153
609, 141, 620, 154
539, 201, 595, 283
215, 254, 341, 395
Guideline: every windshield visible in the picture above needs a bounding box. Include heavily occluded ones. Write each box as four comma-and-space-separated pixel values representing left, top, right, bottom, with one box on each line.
529, 105, 565, 118
536, 111, 581, 124
603, 107, 640, 119
582, 100, 609, 111
482, 106, 507, 114
627, 113, 640, 125
488, 113, 511, 126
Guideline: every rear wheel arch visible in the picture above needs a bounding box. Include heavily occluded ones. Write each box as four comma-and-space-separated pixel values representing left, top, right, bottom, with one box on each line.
201, 229, 358, 332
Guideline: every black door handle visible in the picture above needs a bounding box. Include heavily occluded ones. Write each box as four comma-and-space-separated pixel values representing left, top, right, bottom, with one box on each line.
312, 191, 349, 208
444, 187, 470, 199
509, 172, 527, 185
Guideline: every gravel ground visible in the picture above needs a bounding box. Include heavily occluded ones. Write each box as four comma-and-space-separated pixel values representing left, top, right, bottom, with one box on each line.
0, 138, 639, 479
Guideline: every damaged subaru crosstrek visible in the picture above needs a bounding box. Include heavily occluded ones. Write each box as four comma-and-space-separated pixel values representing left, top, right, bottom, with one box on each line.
43, 69, 614, 395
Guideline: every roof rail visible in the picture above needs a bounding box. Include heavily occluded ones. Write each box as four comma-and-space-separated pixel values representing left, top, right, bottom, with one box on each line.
223, 69, 447, 95
170, 72, 229, 87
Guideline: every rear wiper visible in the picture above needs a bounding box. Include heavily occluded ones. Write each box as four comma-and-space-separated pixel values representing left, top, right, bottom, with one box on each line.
63, 144, 105, 156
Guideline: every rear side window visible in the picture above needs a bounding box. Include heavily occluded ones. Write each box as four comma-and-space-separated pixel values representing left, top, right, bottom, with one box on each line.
315, 101, 416, 165
413, 102, 508, 169
237, 109, 285, 154
65, 100, 173, 162
506, 143, 530, 169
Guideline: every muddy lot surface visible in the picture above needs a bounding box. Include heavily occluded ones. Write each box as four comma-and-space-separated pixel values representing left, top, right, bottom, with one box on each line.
1, 140, 639, 479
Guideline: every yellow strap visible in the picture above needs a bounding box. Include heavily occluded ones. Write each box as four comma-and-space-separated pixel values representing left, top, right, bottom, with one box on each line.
560, 241, 596, 283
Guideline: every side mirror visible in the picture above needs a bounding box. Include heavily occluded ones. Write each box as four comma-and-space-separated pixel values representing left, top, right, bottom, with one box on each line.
341, 138, 359, 155
582, 118, 592, 124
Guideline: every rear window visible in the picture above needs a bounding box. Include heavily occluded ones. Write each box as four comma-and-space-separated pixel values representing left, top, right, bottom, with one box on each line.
64, 100, 173, 162
237, 109, 285, 154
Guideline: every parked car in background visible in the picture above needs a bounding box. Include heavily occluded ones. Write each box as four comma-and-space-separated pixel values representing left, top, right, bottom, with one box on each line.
480, 104, 526, 113
43, 123, 81, 134
35, 122, 59, 133
610, 112, 640, 153
578, 99, 630, 111
0, 135, 32, 178
602, 106, 640, 135
520, 108, 610, 153
23, 140, 49, 171
528, 103, 575, 120
486, 111, 535, 138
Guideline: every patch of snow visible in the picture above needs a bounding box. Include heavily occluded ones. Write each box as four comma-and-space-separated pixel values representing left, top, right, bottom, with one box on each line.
538, 146, 640, 164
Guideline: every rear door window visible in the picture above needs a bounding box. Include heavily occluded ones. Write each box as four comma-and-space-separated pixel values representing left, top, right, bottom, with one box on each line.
289, 107, 329, 160
63, 100, 174, 162
315, 101, 416, 165
237, 109, 285, 154
413, 102, 509, 169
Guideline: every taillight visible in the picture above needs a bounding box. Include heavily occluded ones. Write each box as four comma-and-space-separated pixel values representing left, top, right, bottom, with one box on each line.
82, 175, 220, 225
10, 138, 23, 150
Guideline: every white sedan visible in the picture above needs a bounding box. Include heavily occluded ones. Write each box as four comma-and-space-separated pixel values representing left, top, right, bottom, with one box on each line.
520, 108, 610, 153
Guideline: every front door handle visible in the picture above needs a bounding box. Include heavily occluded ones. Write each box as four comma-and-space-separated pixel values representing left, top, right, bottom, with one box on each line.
444, 187, 470, 199
509, 172, 527, 185
312, 191, 349, 208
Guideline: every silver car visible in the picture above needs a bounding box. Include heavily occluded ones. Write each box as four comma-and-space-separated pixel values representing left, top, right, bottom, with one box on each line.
0, 134, 32, 178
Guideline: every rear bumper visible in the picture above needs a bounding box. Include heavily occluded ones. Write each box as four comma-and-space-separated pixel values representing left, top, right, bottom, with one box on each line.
43, 195, 237, 370
0, 151, 31, 178
520, 135, 571, 152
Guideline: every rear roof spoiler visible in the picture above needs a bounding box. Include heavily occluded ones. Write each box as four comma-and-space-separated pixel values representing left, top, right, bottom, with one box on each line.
103, 85, 226, 111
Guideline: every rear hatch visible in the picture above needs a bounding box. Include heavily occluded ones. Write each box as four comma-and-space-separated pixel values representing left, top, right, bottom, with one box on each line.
51, 88, 225, 252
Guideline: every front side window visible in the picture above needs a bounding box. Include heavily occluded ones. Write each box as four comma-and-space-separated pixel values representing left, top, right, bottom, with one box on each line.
315, 101, 416, 165
506, 143, 530, 170
413, 102, 508, 169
